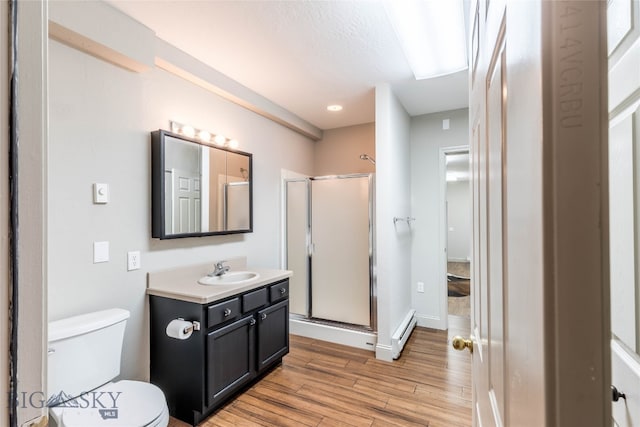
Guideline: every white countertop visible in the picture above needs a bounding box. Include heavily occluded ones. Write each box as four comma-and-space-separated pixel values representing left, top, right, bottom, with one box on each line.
146, 258, 292, 304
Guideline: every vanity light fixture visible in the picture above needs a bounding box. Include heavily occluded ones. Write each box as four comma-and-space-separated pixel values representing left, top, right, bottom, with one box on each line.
169, 120, 240, 149
327, 105, 343, 112
384, 0, 467, 79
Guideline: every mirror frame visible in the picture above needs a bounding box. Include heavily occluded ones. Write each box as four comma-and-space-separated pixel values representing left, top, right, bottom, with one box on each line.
151, 129, 253, 239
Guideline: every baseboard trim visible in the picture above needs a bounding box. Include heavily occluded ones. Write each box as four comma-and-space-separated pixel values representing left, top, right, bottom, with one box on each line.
375, 343, 393, 362
289, 318, 376, 352
416, 313, 446, 330
448, 258, 470, 263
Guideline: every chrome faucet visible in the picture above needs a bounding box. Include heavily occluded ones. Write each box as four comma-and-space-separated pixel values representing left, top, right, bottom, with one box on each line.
209, 261, 230, 277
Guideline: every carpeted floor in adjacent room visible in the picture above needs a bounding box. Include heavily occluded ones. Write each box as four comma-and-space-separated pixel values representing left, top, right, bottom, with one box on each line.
448, 261, 470, 318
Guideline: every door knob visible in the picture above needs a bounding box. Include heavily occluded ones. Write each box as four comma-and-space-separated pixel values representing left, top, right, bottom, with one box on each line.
612, 385, 626, 402
452, 336, 473, 354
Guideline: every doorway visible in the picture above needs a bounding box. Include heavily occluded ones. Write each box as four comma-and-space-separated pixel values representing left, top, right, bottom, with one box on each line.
443, 148, 471, 320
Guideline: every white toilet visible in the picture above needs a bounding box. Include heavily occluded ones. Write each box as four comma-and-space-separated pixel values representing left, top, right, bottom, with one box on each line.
47, 308, 169, 427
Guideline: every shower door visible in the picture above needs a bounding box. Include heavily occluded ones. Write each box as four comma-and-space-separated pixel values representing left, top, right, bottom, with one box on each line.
285, 174, 374, 328
311, 176, 372, 326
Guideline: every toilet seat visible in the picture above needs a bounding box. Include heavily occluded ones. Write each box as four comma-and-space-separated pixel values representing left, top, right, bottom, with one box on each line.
50, 380, 168, 427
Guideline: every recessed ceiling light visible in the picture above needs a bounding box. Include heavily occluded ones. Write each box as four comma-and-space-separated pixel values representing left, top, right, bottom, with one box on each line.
327, 105, 343, 112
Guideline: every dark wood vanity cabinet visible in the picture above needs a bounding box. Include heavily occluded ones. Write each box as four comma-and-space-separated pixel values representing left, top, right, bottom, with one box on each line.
149, 279, 289, 426
206, 314, 255, 407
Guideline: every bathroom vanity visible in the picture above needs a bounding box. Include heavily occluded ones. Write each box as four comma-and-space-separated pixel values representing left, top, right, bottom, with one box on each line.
147, 260, 291, 425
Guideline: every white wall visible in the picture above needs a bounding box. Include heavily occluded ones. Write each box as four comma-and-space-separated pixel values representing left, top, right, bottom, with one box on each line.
446, 180, 471, 262
48, 39, 315, 381
314, 123, 375, 176
410, 108, 469, 329
374, 84, 412, 360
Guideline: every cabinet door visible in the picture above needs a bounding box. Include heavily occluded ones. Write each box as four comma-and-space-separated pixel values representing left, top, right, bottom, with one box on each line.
206, 315, 255, 406
257, 299, 289, 371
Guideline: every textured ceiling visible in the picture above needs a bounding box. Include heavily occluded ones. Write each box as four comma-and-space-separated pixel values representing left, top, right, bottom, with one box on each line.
110, 0, 469, 131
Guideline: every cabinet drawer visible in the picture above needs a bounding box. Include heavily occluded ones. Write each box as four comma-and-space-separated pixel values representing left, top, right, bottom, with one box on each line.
207, 298, 241, 328
243, 288, 268, 313
269, 280, 289, 302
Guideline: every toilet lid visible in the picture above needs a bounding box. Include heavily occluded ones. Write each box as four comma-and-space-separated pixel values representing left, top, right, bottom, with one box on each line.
59, 380, 166, 427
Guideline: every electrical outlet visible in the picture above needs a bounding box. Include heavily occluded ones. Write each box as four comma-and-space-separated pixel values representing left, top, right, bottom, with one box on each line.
127, 251, 141, 271
417, 282, 425, 293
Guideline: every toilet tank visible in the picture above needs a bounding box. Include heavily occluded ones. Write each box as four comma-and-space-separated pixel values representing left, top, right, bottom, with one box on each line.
47, 309, 130, 404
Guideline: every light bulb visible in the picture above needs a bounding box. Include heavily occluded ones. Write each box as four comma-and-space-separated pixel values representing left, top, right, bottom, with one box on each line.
182, 125, 195, 138
198, 130, 211, 142
228, 139, 239, 149
214, 134, 226, 146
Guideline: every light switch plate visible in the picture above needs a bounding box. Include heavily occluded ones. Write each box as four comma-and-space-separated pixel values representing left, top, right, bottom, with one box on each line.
93, 183, 109, 204
94, 241, 109, 263
442, 119, 450, 130
417, 282, 425, 293
127, 251, 141, 271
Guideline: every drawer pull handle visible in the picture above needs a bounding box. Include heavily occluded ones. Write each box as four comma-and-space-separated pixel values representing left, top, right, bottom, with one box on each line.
261, 313, 267, 320
223, 308, 232, 317
280, 288, 286, 295
249, 319, 256, 326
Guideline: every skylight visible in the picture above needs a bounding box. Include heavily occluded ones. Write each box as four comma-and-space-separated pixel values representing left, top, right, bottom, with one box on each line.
385, 0, 468, 79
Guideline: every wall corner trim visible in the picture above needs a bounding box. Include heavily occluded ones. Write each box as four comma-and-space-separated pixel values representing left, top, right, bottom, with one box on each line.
48, 21, 150, 73
375, 343, 393, 362
48, 0, 154, 73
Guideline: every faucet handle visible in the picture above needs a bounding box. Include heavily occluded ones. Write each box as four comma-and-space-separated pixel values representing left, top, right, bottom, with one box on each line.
212, 260, 231, 276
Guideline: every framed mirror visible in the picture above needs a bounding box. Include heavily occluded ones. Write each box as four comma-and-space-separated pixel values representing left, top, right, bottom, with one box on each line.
151, 129, 253, 239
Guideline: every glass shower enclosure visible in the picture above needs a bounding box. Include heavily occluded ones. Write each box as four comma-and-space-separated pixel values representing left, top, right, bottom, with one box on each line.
285, 174, 375, 330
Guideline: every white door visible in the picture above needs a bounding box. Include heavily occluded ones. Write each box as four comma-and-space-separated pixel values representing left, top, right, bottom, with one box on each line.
170, 168, 201, 234
461, 0, 610, 425
467, 2, 507, 423
608, 0, 640, 425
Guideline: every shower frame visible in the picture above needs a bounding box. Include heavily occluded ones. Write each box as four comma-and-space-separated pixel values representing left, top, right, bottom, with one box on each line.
284, 173, 377, 333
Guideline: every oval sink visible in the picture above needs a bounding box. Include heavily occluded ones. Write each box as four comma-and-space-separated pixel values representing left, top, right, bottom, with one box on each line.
198, 271, 260, 286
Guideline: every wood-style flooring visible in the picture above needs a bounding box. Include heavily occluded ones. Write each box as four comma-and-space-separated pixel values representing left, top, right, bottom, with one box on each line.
169, 320, 472, 427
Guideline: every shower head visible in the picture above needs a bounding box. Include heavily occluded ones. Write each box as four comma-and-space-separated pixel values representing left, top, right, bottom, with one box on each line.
359, 154, 376, 165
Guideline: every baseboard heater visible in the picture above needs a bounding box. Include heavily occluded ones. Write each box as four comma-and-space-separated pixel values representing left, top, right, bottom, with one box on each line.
391, 309, 416, 359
